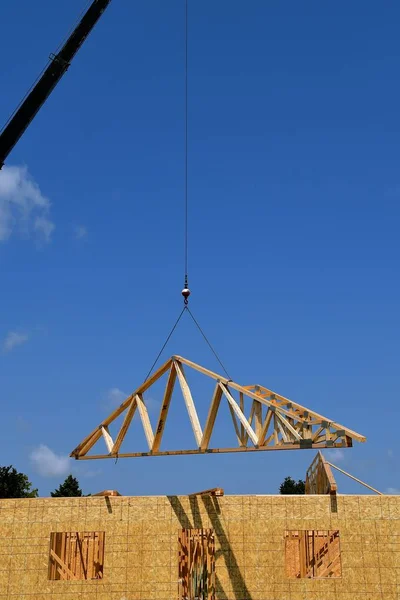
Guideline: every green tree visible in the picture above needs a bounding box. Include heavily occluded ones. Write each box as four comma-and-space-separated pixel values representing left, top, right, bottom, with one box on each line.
0, 466, 38, 498
51, 474, 83, 497
279, 476, 305, 495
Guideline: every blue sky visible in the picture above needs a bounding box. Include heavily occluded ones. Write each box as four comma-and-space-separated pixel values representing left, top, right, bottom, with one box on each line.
0, 0, 399, 497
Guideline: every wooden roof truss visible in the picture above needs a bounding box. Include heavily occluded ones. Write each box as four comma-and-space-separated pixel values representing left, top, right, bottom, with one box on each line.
70, 355, 365, 460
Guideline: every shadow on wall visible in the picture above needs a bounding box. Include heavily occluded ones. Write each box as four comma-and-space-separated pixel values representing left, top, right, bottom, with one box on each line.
167, 495, 253, 600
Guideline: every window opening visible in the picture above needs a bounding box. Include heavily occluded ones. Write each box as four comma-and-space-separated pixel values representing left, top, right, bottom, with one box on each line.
285, 530, 341, 578
178, 528, 215, 600
48, 531, 105, 581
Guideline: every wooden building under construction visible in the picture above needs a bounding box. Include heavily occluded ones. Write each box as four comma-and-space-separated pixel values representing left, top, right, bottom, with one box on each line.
1, 357, 393, 599
1, 485, 399, 599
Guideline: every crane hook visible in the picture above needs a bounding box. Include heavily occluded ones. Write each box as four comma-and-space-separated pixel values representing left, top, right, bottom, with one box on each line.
182, 286, 191, 305
182, 275, 191, 305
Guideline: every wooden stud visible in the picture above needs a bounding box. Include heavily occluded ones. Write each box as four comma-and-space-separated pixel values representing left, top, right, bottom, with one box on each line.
76, 533, 87, 580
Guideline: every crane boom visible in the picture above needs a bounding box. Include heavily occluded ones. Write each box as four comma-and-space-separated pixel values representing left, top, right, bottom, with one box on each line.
0, 0, 112, 170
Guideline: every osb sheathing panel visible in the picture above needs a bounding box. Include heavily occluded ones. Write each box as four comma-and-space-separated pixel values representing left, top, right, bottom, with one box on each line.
1, 495, 400, 599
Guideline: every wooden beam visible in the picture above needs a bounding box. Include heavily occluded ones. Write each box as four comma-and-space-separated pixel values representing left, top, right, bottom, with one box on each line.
112, 397, 137, 454
239, 392, 245, 443
219, 383, 258, 446
188, 487, 224, 497
312, 425, 325, 442
136, 393, 154, 450
254, 401, 262, 438
74, 442, 349, 460
242, 400, 256, 446
322, 456, 337, 493
326, 461, 383, 495
273, 413, 279, 445
173, 355, 230, 384
50, 549, 78, 581
318, 552, 341, 578
227, 402, 243, 446
258, 408, 273, 445
275, 411, 302, 441
200, 383, 222, 451
93, 490, 121, 497
76, 533, 87, 580
73, 428, 103, 458
152, 363, 176, 453
101, 426, 114, 454
276, 417, 288, 442
175, 360, 203, 447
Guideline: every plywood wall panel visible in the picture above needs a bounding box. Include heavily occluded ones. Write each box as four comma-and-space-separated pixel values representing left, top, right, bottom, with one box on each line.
0, 494, 400, 599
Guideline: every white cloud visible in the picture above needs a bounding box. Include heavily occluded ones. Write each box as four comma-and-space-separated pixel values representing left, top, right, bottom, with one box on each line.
386, 487, 400, 495
324, 449, 346, 464
30, 445, 70, 478
74, 224, 87, 239
0, 165, 54, 242
2, 331, 29, 353
107, 387, 127, 406
34, 216, 55, 242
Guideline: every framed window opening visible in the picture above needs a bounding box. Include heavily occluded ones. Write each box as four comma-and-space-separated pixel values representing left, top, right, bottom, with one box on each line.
178, 528, 215, 600
285, 530, 341, 578
48, 531, 105, 581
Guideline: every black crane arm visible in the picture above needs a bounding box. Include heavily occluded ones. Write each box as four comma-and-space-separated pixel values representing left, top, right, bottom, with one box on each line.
0, 0, 112, 169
